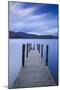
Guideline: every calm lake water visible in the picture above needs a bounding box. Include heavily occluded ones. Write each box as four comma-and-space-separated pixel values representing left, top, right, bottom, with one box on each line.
9, 39, 58, 84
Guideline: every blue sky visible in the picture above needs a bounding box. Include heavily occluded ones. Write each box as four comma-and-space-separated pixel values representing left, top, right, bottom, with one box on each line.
9, 2, 58, 36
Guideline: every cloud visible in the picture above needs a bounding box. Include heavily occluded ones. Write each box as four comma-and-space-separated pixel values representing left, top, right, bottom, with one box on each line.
9, 2, 36, 18
38, 28, 58, 35
26, 32, 41, 35
9, 2, 58, 36
9, 2, 23, 12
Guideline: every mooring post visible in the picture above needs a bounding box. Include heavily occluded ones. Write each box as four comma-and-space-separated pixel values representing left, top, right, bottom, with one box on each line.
41, 44, 43, 58
33, 43, 35, 50
46, 45, 48, 66
22, 44, 25, 66
31, 44, 32, 50
39, 44, 40, 53
37, 44, 38, 50
28, 44, 30, 52
26, 44, 28, 58
28, 44, 31, 52
28, 43, 31, 52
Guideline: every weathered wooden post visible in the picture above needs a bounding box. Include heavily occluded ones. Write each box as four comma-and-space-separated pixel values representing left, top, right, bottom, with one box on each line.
26, 44, 28, 58
37, 44, 38, 51
29, 44, 30, 53
37, 44, 38, 50
28, 44, 30, 52
46, 45, 48, 66
30, 44, 32, 50
22, 44, 25, 66
29, 43, 31, 52
41, 44, 43, 58
37, 44, 40, 53
33, 43, 35, 50
39, 44, 40, 53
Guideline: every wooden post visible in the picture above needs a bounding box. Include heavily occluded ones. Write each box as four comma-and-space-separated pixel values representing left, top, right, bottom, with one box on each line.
37, 44, 38, 51
22, 44, 25, 66
29, 43, 31, 52
30, 44, 32, 50
41, 45, 43, 58
37, 44, 38, 50
26, 44, 28, 58
46, 45, 48, 66
29, 44, 30, 53
33, 44, 35, 50
37, 44, 40, 53
39, 44, 40, 53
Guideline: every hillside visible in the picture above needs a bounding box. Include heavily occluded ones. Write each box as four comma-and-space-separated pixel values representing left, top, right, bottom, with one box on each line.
9, 31, 58, 39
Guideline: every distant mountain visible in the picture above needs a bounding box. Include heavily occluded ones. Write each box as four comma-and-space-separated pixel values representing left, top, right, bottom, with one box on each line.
9, 31, 58, 39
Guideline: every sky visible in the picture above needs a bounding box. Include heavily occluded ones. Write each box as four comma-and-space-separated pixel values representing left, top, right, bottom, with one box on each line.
9, 1, 58, 36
